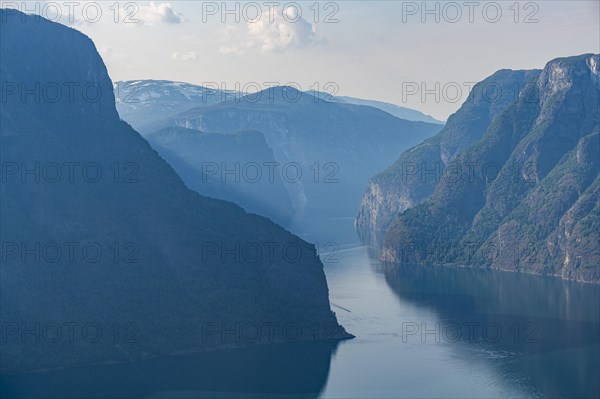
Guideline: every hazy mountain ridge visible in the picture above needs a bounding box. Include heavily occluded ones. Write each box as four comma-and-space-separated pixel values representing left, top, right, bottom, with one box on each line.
0, 10, 350, 374
336, 96, 444, 124
116, 81, 442, 221
146, 127, 294, 226
115, 80, 238, 134
117, 82, 443, 132
116, 81, 294, 225
306, 91, 444, 124
378, 54, 600, 283
166, 86, 443, 218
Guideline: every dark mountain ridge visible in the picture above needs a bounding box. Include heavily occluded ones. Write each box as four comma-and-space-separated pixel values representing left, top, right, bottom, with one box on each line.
0, 10, 350, 373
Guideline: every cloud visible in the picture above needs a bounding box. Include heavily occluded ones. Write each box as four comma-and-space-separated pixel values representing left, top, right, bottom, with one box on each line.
180, 35, 200, 42
171, 51, 199, 61
137, 2, 183, 25
98, 45, 135, 71
99, 46, 128, 62
219, 7, 323, 54
36, 1, 94, 27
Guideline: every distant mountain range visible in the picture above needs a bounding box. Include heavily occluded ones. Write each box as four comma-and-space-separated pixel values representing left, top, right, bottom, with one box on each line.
336, 96, 443, 124
117, 81, 443, 133
115, 80, 238, 133
305, 91, 444, 124
0, 10, 350, 373
357, 54, 600, 283
116, 80, 293, 225
116, 81, 443, 222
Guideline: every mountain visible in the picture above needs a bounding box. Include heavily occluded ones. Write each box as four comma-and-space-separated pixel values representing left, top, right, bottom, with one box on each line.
116, 82, 442, 221
115, 81, 293, 225
379, 54, 600, 283
146, 127, 294, 226
305, 91, 443, 124
336, 96, 444, 124
167, 87, 443, 218
356, 69, 540, 235
115, 80, 238, 134
0, 10, 350, 374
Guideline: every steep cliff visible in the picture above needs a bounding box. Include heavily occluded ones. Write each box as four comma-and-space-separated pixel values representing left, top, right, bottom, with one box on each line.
356, 69, 540, 235
380, 54, 599, 283
0, 10, 349, 373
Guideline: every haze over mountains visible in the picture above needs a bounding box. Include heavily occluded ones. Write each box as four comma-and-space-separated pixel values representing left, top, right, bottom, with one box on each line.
116, 80, 443, 133
0, 10, 350, 373
335, 96, 443, 125
1, 4, 597, 387
116, 82, 442, 222
146, 126, 294, 226
358, 54, 600, 283
115, 80, 238, 134
0, 3, 598, 398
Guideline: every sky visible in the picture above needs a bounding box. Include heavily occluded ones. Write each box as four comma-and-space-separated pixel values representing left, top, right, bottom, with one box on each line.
4, 0, 600, 120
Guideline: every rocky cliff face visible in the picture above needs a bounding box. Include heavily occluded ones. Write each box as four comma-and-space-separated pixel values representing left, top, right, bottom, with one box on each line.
356, 69, 540, 235
0, 10, 349, 373
380, 54, 600, 283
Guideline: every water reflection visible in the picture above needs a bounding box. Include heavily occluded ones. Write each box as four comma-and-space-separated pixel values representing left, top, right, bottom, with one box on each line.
0, 342, 339, 399
383, 262, 600, 398
3, 215, 598, 398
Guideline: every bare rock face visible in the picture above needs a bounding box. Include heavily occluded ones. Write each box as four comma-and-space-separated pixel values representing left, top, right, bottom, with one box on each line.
380, 54, 600, 283
356, 69, 539, 236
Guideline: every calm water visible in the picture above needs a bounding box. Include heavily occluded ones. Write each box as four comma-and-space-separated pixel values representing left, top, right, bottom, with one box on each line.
2, 217, 599, 398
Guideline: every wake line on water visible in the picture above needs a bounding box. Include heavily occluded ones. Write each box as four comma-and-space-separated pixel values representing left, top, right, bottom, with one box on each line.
321, 245, 372, 256
331, 303, 352, 313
